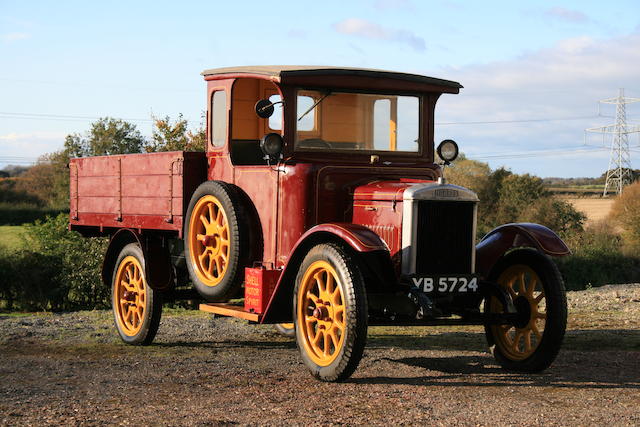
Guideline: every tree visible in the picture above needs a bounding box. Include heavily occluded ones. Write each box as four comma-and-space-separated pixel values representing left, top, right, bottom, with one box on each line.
445, 155, 491, 196
65, 117, 145, 158
145, 114, 206, 152
609, 181, 640, 252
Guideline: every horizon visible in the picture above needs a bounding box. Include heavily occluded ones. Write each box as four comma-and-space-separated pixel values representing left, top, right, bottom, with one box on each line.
1, 0, 639, 178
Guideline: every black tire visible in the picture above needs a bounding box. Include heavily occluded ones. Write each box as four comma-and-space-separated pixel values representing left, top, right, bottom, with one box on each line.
184, 181, 249, 302
293, 243, 368, 382
112, 243, 162, 345
274, 323, 296, 338
484, 248, 567, 372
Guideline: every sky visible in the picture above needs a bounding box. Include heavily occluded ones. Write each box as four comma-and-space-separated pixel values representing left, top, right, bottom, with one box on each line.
1, 0, 640, 177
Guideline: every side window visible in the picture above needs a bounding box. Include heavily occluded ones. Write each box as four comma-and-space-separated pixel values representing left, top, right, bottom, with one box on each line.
373, 99, 391, 150
268, 94, 283, 130
297, 95, 315, 131
210, 91, 227, 148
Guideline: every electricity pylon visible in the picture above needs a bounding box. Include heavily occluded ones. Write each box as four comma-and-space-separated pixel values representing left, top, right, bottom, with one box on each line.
586, 89, 640, 196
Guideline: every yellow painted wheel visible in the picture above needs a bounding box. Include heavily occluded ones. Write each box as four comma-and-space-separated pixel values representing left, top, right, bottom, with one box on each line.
294, 244, 367, 382
485, 249, 567, 372
490, 265, 546, 360
297, 261, 346, 366
184, 181, 248, 302
188, 195, 230, 288
111, 243, 162, 345
114, 255, 147, 336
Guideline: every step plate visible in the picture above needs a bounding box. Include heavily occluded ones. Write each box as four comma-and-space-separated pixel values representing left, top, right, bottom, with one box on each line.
199, 303, 261, 322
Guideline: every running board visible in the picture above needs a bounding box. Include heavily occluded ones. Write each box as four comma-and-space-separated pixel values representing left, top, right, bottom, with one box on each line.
199, 303, 261, 322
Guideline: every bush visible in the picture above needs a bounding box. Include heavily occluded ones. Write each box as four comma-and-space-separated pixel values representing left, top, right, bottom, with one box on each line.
0, 214, 108, 311
0, 203, 66, 225
556, 223, 640, 290
609, 181, 640, 253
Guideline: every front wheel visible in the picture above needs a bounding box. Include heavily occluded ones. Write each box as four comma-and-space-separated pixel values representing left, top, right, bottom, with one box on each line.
294, 243, 368, 382
484, 248, 567, 372
112, 243, 162, 345
274, 323, 295, 338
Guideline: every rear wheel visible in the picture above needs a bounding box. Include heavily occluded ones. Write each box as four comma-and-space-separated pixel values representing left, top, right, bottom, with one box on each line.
485, 249, 567, 372
184, 181, 248, 302
294, 243, 368, 382
112, 243, 162, 345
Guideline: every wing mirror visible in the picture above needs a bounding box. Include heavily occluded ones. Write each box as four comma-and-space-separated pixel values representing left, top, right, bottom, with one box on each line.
255, 98, 284, 119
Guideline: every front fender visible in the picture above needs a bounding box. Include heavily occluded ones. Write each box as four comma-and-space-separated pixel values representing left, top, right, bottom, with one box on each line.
475, 223, 570, 279
261, 223, 392, 323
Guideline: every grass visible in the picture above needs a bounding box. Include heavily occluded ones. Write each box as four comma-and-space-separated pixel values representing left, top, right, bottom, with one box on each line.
0, 225, 27, 251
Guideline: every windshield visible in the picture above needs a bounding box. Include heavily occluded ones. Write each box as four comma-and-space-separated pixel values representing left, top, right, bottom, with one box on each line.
294, 90, 420, 153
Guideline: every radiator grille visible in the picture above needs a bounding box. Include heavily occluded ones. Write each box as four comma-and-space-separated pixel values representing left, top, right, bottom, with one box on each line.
415, 201, 475, 274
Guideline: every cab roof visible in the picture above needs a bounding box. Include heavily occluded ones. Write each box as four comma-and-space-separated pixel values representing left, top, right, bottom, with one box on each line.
201, 65, 462, 92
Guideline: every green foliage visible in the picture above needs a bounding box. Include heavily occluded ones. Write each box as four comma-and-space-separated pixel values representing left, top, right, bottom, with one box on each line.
0, 203, 65, 226
0, 214, 108, 311
145, 114, 206, 152
0, 178, 45, 206
447, 160, 585, 237
557, 224, 640, 290
609, 181, 640, 253
65, 117, 145, 158
521, 198, 586, 236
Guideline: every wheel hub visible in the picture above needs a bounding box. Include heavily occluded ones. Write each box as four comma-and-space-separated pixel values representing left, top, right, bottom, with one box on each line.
513, 296, 532, 328
123, 290, 136, 302
313, 306, 329, 320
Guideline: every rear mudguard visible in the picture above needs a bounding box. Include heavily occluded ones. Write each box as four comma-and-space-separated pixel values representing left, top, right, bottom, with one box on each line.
475, 223, 570, 278
101, 229, 173, 292
261, 223, 394, 323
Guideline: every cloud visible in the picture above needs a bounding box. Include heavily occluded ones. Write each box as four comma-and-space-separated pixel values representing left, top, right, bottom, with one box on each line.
0, 131, 66, 166
544, 7, 589, 23
430, 31, 640, 177
1, 32, 30, 43
333, 18, 425, 51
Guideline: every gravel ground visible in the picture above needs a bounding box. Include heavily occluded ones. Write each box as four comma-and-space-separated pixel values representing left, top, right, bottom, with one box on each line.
1, 284, 639, 426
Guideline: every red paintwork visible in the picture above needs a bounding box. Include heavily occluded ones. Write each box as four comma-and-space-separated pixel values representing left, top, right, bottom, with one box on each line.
70, 151, 206, 237
71, 68, 470, 321
475, 223, 571, 278
259, 222, 389, 323
244, 267, 280, 314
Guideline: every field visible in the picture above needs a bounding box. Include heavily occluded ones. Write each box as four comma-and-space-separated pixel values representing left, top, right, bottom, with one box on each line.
558, 197, 615, 227
1, 285, 639, 425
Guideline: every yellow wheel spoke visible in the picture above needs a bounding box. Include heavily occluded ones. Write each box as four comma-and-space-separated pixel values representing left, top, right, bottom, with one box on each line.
527, 277, 538, 296
199, 214, 209, 228
323, 333, 332, 356
532, 323, 542, 339
518, 273, 527, 295
524, 330, 532, 351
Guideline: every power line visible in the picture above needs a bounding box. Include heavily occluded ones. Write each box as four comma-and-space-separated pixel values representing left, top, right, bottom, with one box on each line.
437, 115, 598, 126
469, 146, 609, 161
0, 111, 155, 123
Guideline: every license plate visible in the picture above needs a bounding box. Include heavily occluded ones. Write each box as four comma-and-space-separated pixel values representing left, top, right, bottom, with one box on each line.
410, 276, 478, 293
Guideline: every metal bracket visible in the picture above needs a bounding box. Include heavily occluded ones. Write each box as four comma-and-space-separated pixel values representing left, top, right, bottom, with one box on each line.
116, 158, 122, 222
166, 158, 183, 223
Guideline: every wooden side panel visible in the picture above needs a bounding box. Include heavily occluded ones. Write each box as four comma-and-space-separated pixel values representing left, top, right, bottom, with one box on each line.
70, 151, 206, 233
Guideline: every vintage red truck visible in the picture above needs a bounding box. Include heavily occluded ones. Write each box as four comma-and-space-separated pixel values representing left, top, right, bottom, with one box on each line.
69, 66, 569, 382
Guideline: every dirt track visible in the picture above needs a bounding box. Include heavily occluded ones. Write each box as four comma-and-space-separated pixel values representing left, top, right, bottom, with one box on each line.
1, 285, 639, 426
